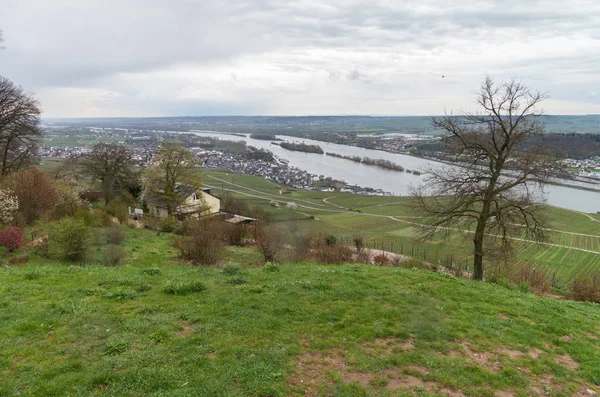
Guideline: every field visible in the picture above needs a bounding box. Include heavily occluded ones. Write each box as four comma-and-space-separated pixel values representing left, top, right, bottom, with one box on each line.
1, 226, 600, 396
43, 133, 125, 148
202, 170, 600, 285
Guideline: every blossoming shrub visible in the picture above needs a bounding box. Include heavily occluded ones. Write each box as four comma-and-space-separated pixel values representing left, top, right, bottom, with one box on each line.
0, 226, 22, 252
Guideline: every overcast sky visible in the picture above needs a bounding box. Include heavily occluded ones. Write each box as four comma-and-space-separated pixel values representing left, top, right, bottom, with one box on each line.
0, 0, 599, 118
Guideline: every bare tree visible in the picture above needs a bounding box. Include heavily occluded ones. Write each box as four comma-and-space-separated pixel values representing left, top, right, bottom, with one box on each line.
412, 77, 561, 280
0, 77, 42, 176
81, 143, 136, 205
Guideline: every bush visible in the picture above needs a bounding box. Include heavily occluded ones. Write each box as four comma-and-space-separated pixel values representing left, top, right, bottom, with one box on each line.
353, 236, 364, 253
103, 245, 126, 266
221, 262, 241, 276
264, 262, 279, 272
291, 233, 314, 263
571, 273, 600, 303
255, 224, 282, 263
314, 242, 353, 265
159, 217, 177, 233
141, 268, 161, 276
226, 276, 246, 285
51, 182, 85, 219
3, 167, 59, 225
0, 226, 22, 252
509, 265, 551, 294
173, 219, 224, 266
51, 218, 89, 262
74, 208, 96, 226
107, 198, 131, 224
163, 281, 206, 295
223, 222, 247, 246
105, 226, 125, 245
325, 235, 337, 246
373, 253, 389, 266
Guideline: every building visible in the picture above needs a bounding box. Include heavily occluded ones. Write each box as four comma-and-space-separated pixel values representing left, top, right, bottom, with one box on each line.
145, 185, 220, 219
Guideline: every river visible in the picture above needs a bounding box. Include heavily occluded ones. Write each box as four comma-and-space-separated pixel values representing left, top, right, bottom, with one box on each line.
185, 131, 600, 214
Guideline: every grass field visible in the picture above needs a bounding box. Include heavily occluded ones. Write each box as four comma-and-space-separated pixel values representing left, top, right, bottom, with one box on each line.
201, 169, 600, 285
1, 226, 600, 396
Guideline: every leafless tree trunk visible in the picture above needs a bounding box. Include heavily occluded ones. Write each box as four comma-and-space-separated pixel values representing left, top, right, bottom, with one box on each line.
0, 76, 42, 177
412, 77, 562, 280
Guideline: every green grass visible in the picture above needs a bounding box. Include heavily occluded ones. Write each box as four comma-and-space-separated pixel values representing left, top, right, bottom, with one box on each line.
1, 227, 600, 396
201, 170, 600, 284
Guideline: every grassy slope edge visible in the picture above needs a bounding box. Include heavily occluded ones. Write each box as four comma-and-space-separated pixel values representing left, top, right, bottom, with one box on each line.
1, 228, 600, 396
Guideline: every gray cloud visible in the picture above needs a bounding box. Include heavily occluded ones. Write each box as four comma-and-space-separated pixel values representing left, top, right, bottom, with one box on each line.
0, 0, 599, 116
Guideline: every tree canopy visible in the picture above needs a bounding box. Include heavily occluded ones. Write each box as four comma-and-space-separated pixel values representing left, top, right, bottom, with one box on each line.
412, 78, 561, 280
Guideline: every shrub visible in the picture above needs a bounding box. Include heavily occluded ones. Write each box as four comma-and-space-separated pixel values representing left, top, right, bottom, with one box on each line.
264, 262, 279, 272
173, 218, 224, 266
52, 182, 85, 219
255, 224, 282, 263
141, 268, 161, 276
3, 168, 59, 225
74, 208, 96, 226
103, 245, 126, 266
51, 218, 89, 262
107, 198, 131, 224
571, 273, 600, 303
223, 222, 247, 246
221, 262, 241, 276
325, 235, 337, 246
31, 235, 49, 257
373, 253, 389, 266
0, 189, 18, 225
291, 233, 314, 263
159, 217, 177, 233
163, 281, 206, 295
314, 242, 353, 265
269, 200, 280, 208
105, 226, 125, 245
509, 265, 551, 294
0, 226, 22, 252
353, 236, 364, 253
226, 276, 246, 285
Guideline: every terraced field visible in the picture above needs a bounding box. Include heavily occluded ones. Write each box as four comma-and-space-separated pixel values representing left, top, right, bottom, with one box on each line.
204, 170, 600, 285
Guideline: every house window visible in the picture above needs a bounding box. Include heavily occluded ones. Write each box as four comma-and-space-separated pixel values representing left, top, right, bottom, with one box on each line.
192, 193, 198, 201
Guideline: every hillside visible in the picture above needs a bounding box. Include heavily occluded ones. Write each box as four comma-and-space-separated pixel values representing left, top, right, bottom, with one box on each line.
1, 227, 600, 396
200, 169, 600, 287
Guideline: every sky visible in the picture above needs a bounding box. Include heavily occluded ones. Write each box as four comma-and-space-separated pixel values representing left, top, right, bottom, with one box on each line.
0, 0, 599, 118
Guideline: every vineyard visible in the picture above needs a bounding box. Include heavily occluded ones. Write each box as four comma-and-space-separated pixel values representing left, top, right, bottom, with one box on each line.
203, 170, 600, 286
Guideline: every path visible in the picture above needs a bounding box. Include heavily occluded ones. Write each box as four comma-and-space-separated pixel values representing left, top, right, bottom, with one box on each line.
207, 175, 329, 208
209, 182, 600, 256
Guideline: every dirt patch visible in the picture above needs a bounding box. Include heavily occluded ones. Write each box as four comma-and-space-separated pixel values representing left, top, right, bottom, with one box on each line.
528, 348, 543, 359
498, 347, 524, 359
288, 349, 465, 396
586, 332, 598, 340
495, 391, 515, 397
406, 365, 430, 376
176, 321, 194, 336
559, 335, 572, 342
498, 313, 510, 320
287, 350, 348, 395
455, 341, 503, 372
555, 354, 580, 370
362, 337, 414, 355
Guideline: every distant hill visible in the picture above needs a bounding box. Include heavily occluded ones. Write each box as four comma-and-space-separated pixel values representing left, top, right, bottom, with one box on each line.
45, 115, 600, 135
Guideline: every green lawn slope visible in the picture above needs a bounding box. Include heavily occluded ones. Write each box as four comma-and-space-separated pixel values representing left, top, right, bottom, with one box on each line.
1, 228, 600, 396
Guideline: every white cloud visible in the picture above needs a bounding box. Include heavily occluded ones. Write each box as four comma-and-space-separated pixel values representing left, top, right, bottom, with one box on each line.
0, 0, 599, 116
